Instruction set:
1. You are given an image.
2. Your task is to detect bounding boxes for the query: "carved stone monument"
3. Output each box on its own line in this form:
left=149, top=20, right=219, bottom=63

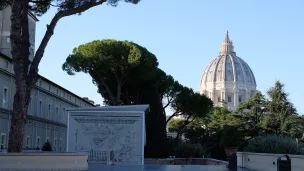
left=66, top=105, right=148, bottom=165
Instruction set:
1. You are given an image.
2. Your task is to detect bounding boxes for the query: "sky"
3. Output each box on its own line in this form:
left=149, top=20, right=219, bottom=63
left=35, top=0, right=304, bottom=114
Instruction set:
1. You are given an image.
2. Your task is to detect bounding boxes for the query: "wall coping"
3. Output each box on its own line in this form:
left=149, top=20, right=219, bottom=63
left=237, top=152, right=304, bottom=159
left=145, top=158, right=228, bottom=164
left=0, top=152, right=88, bottom=156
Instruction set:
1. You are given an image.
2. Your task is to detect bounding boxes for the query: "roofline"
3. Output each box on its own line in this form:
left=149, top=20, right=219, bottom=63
left=0, top=52, right=95, bottom=106
left=65, top=104, right=150, bottom=112
left=28, top=11, right=39, bottom=22
left=4, top=5, right=39, bottom=22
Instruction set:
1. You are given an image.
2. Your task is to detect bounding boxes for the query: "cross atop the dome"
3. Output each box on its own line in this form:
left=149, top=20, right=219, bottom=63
left=226, top=30, right=229, bottom=37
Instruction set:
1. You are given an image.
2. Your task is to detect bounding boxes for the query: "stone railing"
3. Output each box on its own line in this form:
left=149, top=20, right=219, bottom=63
left=237, top=152, right=304, bottom=171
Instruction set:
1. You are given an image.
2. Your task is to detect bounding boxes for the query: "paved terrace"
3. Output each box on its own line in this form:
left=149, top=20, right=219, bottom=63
left=88, top=164, right=253, bottom=171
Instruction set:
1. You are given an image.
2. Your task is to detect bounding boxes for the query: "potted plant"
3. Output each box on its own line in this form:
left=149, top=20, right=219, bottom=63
left=219, top=126, right=242, bottom=157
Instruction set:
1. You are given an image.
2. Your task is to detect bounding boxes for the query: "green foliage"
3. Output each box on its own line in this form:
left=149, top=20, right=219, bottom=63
left=244, top=134, right=304, bottom=154
left=288, top=116, right=304, bottom=138
left=168, top=87, right=213, bottom=138
left=219, top=125, right=243, bottom=147
left=172, top=87, right=213, bottom=119
left=26, top=0, right=141, bottom=16
left=167, top=119, right=184, bottom=133
left=262, top=81, right=299, bottom=135
left=207, top=106, right=241, bottom=129
left=62, top=39, right=159, bottom=105
left=233, top=92, right=267, bottom=138
left=41, top=141, right=52, bottom=152
left=173, top=142, right=207, bottom=158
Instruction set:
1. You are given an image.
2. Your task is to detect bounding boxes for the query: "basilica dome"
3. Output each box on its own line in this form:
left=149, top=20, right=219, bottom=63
left=199, top=31, right=257, bottom=110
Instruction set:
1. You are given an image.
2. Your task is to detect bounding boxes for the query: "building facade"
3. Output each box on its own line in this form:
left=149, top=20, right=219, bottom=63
left=199, top=31, right=257, bottom=110
left=0, top=7, right=96, bottom=152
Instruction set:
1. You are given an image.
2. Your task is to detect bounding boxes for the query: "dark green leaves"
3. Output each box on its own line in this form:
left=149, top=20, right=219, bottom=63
left=27, top=0, right=141, bottom=16
left=0, top=0, right=11, bottom=10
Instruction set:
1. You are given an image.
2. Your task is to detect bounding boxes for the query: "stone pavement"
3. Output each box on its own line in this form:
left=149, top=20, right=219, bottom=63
left=88, top=164, right=253, bottom=171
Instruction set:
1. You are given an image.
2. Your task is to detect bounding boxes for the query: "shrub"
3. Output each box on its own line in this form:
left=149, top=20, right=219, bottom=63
left=173, top=142, right=207, bottom=158
left=42, top=141, right=53, bottom=151
left=244, top=134, right=304, bottom=154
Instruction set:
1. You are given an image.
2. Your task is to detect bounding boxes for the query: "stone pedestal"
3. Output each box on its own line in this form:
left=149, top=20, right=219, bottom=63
left=66, top=105, right=148, bottom=165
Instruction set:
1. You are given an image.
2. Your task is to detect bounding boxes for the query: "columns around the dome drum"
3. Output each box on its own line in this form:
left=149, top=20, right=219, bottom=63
left=245, top=89, right=249, bottom=101
left=234, top=90, right=239, bottom=107
left=221, top=89, right=226, bottom=103
left=209, top=91, right=213, bottom=102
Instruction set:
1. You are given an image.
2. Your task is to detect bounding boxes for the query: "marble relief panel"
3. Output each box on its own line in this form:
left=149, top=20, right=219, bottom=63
left=68, top=112, right=143, bottom=165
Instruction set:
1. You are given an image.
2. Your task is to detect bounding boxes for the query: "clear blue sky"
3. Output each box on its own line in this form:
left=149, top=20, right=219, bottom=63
left=35, top=0, right=304, bottom=114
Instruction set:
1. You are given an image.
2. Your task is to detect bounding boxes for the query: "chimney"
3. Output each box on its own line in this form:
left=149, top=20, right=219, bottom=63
left=82, top=97, right=89, bottom=101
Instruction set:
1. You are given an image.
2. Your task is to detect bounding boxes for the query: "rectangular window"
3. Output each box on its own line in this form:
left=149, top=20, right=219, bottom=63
left=39, top=101, right=42, bottom=116
left=239, top=95, right=242, bottom=103
left=46, top=137, right=49, bottom=143
left=59, top=138, right=62, bottom=152
left=36, top=137, right=40, bottom=149
left=0, top=133, right=6, bottom=149
left=75, top=98, right=77, bottom=103
left=26, top=136, right=30, bottom=149
left=56, top=88, right=59, bottom=94
left=54, top=138, right=57, bottom=151
left=39, top=80, right=42, bottom=86
left=6, top=37, right=10, bottom=43
left=56, top=107, right=59, bottom=120
left=2, top=88, right=8, bottom=108
left=4, top=61, right=8, bottom=70
left=217, top=97, right=221, bottom=102
left=69, top=95, right=71, bottom=100
left=63, top=92, right=66, bottom=97
left=48, top=85, right=51, bottom=91
left=48, top=104, right=51, bottom=118
left=228, top=96, right=232, bottom=103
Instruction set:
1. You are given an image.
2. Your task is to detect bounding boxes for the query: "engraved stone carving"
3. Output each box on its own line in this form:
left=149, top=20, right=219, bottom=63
left=66, top=105, right=148, bottom=165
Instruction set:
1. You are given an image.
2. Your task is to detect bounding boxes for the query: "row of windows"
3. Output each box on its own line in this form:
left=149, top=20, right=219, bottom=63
left=216, top=95, right=243, bottom=103
left=38, top=79, right=89, bottom=107
left=34, top=136, right=63, bottom=151
left=1, top=61, right=90, bottom=108
left=33, top=100, right=67, bottom=122
left=0, top=133, right=64, bottom=152
left=2, top=87, right=67, bottom=123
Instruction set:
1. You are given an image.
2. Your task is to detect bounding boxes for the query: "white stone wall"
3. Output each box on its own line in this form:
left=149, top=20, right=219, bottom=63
left=237, top=152, right=304, bottom=171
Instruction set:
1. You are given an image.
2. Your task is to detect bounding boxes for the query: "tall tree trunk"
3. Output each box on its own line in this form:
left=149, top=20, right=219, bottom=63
left=8, top=0, right=30, bottom=152
left=7, top=0, right=107, bottom=153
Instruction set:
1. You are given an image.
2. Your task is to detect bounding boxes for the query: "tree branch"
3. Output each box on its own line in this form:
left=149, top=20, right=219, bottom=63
left=26, top=0, right=106, bottom=99
left=175, top=114, right=193, bottom=140
left=28, top=0, right=60, bottom=7
left=163, top=96, right=172, bottom=110
left=95, top=71, right=117, bottom=105
left=166, top=111, right=180, bottom=124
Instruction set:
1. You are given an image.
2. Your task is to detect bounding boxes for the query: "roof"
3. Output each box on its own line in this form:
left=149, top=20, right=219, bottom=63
left=200, top=31, right=256, bottom=86
left=65, top=104, right=150, bottom=112
left=28, top=11, right=39, bottom=22
left=0, top=52, right=95, bottom=106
